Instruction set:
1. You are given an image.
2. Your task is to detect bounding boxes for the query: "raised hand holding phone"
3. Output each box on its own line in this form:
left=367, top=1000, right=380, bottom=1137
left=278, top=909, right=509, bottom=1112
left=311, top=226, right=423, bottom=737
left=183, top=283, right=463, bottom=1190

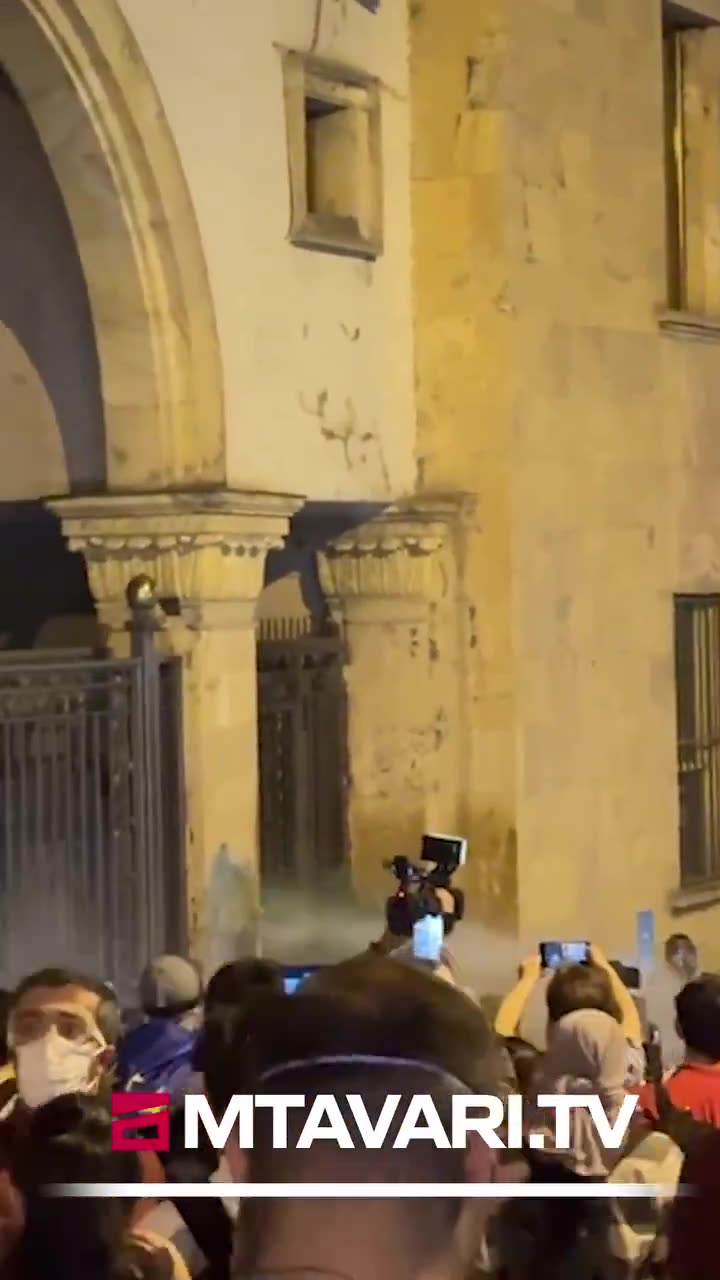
left=539, top=940, right=590, bottom=969
left=413, top=913, right=444, bottom=963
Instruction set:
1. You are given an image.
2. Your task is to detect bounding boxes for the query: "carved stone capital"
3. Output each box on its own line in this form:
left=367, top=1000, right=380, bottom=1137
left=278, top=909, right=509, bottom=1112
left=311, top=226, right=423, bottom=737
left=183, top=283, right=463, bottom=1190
left=51, top=491, right=302, bottom=611
left=318, top=501, right=457, bottom=613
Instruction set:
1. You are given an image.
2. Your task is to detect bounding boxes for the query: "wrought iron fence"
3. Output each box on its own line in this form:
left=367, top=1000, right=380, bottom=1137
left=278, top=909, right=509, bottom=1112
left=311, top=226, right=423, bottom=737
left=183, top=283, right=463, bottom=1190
left=0, top=598, right=185, bottom=1001
left=257, top=616, right=348, bottom=886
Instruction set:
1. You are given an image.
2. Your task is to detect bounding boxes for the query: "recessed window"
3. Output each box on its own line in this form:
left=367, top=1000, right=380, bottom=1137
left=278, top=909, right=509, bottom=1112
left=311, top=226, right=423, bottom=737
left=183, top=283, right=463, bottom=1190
left=283, top=53, right=383, bottom=259
left=674, top=595, right=720, bottom=887
left=662, top=3, right=720, bottom=314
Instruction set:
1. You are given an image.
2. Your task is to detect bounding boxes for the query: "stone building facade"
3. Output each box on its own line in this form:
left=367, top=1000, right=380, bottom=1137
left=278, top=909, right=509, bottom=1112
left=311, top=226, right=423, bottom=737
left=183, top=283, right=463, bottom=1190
left=3, top=0, right=720, bottom=972
left=411, top=0, right=720, bottom=964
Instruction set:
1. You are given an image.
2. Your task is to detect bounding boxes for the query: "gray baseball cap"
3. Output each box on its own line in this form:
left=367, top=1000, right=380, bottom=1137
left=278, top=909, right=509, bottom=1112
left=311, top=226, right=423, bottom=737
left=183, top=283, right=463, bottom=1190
left=139, top=955, right=203, bottom=1015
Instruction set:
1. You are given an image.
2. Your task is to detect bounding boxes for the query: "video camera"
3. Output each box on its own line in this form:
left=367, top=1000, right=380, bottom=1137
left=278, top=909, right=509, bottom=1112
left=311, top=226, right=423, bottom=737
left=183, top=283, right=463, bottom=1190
left=384, top=833, right=467, bottom=940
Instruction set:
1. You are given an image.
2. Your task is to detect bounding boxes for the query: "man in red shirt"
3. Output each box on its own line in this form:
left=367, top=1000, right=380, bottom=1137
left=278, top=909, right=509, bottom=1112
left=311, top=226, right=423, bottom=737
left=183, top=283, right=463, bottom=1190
left=640, top=974, right=720, bottom=1127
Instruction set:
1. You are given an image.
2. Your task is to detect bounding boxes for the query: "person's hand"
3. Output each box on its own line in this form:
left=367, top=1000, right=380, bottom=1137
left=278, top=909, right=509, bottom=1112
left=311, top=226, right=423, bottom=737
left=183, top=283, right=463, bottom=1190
left=371, top=929, right=405, bottom=956
left=589, top=943, right=609, bottom=970
left=518, top=953, right=542, bottom=981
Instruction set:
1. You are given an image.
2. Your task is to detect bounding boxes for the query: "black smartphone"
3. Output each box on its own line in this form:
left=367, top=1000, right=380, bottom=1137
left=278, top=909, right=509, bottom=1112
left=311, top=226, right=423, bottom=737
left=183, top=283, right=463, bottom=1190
left=539, top=940, right=590, bottom=969
left=610, top=960, right=641, bottom=991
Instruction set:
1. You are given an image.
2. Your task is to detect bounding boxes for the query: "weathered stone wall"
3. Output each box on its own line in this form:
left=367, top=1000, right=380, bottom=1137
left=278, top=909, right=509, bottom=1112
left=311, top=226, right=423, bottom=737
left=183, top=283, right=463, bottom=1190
left=410, top=0, right=519, bottom=933
left=115, top=0, right=415, bottom=502
left=411, top=0, right=720, bottom=963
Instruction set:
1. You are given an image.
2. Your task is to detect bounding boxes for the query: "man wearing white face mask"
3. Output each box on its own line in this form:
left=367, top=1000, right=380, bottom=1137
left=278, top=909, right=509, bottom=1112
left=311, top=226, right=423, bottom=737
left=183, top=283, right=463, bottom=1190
left=9, top=997, right=110, bottom=1111
left=0, top=967, right=122, bottom=1263
left=1, top=967, right=119, bottom=1121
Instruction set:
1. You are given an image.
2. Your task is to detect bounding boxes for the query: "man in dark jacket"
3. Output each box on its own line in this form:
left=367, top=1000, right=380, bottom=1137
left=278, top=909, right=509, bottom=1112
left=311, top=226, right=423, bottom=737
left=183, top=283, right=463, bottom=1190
left=117, top=955, right=203, bottom=1098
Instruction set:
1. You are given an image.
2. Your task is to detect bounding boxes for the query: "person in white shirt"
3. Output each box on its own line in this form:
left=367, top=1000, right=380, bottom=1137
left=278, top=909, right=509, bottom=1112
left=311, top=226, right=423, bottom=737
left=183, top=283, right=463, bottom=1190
left=644, top=932, right=700, bottom=1069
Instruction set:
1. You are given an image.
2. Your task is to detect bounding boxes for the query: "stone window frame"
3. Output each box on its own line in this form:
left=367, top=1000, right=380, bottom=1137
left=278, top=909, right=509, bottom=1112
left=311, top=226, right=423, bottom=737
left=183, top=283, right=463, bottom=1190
left=660, top=1, right=720, bottom=342
left=281, top=49, right=384, bottom=261
left=672, top=593, right=720, bottom=909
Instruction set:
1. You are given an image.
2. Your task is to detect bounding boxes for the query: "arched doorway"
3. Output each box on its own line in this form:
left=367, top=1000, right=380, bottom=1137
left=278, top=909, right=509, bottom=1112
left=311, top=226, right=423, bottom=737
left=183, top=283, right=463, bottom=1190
left=0, top=60, right=103, bottom=643
left=0, top=0, right=224, bottom=990
left=0, top=0, right=224, bottom=493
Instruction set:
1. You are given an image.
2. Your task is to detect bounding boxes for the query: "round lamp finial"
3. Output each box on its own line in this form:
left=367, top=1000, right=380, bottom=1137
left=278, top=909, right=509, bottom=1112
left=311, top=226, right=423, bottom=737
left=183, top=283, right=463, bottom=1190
left=126, top=574, right=157, bottom=610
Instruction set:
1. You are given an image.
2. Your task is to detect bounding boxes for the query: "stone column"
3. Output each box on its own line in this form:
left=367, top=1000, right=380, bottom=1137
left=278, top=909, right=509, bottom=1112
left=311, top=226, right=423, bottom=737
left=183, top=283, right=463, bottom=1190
left=318, top=503, right=456, bottom=905
left=51, top=492, right=300, bottom=975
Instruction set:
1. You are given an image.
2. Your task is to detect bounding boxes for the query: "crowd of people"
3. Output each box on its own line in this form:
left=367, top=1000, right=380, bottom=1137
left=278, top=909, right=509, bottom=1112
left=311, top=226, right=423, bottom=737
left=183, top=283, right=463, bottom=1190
left=0, top=924, right=717, bottom=1280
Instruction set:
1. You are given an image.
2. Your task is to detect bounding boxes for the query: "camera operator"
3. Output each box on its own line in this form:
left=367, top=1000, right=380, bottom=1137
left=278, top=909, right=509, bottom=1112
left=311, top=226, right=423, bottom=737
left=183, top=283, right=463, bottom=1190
left=366, top=840, right=471, bottom=994
left=387, top=890, right=470, bottom=990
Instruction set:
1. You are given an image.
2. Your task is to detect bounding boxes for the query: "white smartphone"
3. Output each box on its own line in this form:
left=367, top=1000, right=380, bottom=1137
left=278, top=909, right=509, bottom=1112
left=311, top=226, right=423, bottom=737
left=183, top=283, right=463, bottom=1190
left=413, top=914, right=444, bottom=963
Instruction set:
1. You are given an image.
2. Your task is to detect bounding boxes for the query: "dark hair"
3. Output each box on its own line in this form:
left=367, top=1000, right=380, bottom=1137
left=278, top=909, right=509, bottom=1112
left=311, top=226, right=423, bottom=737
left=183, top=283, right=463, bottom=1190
left=209, top=957, right=505, bottom=1274
left=437, top=886, right=464, bottom=937
left=205, top=959, right=284, bottom=1014
left=13, top=968, right=121, bottom=1047
left=205, top=953, right=507, bottom=1118
left=11, top=1094, right=141, bottom=1280
left=192, top=961, right=284, bottom=1075
left=675, top=975, right=720, bottom=1061
left=665, top=933, right=696, bottom=957
left=503, top=1036, right=542, bottom=1097
left=546, top=963, right=622, bottom=1026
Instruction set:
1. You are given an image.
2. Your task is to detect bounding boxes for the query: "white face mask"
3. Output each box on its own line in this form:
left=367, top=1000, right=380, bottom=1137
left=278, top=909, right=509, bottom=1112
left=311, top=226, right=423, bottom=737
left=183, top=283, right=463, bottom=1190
left=15, top=1028, right=103, bottom=1109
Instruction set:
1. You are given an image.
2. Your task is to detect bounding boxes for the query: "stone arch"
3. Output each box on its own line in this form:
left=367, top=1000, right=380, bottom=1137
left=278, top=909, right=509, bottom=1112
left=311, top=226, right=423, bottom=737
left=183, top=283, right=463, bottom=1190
left=0, top=0, right=225, bottom=492
left=0, top=64, right=105, bottom=497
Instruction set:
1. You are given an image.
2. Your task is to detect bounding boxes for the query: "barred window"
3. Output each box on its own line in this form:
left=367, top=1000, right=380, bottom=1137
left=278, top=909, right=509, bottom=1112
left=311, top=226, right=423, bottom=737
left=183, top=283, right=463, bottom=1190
left=675, top=595, right=720, bottom=887
left=662, top=5, right=720, bottom=315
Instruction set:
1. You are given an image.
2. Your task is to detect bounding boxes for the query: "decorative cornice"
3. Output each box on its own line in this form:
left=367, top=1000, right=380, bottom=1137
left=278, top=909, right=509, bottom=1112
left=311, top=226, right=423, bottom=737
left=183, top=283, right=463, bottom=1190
left=318, top=501, right=457, bottom=605
left=50, top=491, right=302, bottom=605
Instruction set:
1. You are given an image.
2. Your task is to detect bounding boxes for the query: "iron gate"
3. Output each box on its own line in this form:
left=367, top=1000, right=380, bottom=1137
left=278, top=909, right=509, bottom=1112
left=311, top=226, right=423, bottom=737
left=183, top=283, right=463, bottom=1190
left=257, top=617, right=348, bottom=885
left=0, top=605, right=186, bottom=1002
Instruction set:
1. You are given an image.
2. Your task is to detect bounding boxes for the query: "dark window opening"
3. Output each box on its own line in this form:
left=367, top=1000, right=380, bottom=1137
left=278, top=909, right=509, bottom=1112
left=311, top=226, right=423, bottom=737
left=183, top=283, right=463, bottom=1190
left=663, top=2, right=718, bottom=32
left=675, top=595, right=720, bottom=887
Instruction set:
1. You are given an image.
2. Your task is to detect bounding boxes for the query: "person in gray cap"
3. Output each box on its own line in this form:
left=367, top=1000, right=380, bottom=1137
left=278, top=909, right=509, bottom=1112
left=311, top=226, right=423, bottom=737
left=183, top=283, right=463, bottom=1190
left=116, top=955, right=203, bottom=1098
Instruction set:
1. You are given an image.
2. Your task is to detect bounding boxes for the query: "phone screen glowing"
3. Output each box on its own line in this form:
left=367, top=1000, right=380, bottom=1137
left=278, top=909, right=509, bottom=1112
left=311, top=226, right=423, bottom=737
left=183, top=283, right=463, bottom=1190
left=413, top=914, right=444, bottom=963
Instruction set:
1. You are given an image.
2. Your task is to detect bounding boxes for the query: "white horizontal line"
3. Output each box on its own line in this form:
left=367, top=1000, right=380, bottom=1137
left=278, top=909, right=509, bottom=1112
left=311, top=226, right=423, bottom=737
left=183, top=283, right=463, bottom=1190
left=51, top=1183, right=683, bottom=1200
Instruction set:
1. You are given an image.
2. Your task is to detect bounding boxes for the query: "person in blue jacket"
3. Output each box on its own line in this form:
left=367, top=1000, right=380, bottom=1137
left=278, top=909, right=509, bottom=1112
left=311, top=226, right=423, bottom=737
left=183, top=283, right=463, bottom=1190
left=117, top=955, right=203, bottom=1098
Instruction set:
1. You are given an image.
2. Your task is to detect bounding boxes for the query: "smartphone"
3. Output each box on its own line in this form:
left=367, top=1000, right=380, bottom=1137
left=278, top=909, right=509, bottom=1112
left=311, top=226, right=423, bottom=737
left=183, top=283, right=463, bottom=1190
left=539, top=940, right=590, bottom=969
left=610, top=960, right=641, bottom=991
left=282, top=966, right=319, bottom=995
left=413, top=913, right=444, bottom=963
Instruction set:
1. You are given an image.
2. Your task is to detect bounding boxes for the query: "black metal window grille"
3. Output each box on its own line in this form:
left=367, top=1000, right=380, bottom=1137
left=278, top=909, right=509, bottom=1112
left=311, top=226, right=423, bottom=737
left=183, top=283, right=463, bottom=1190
left=675, top=594, right=720, bottom=887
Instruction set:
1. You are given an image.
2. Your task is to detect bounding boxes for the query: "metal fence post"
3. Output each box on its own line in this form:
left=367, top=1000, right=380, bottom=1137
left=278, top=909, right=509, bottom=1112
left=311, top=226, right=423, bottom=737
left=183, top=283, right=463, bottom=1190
left=127, top=575, right=164, bottom=958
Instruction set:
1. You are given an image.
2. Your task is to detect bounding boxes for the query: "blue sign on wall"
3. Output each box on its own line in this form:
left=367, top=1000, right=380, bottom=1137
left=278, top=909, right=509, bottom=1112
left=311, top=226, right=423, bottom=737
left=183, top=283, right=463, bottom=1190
left=637, top=909, right=656, bottom=974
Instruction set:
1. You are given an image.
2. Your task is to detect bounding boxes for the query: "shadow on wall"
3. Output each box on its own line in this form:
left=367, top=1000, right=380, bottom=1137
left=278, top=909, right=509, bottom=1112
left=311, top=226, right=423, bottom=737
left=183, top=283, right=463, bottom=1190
left=264, top=501, right=389, bottom=617
left=0, top=503, right=94, bottom=648
left=0, top=65, right=105, bottom=496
